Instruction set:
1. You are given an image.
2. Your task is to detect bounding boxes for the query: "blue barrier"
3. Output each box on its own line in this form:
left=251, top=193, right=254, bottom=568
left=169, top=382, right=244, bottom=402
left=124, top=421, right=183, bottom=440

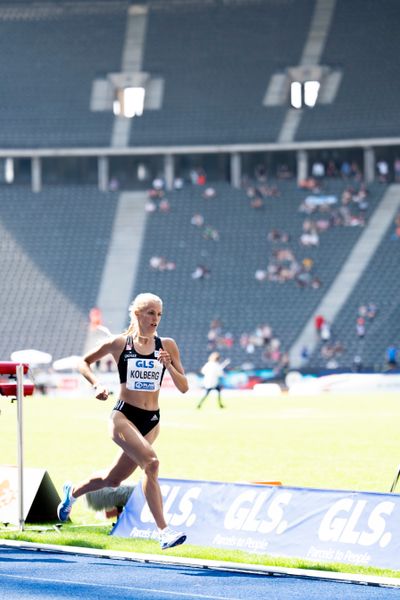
left=111, top=478, right=400, bottom=570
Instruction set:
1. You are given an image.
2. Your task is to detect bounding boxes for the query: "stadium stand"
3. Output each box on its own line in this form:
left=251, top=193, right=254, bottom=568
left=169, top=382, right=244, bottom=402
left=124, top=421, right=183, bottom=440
left=297, top=0, right=400, bottom=141
left=0, top=185, right=119, bottom=360
left=0, top=1, right=128, bottom=148
left=130, top=178, right=385, bottom=372
left=0, top=0, right=399, bottom=377
left=310, top=219, right=400, bottom=370
left=0, top=0, right=398, bottom=148
left=130, top=0, right=315, bottom=146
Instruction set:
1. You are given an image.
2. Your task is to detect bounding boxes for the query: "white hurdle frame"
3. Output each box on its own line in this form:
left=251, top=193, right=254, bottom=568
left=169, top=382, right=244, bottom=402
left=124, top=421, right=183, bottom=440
left=16, top=364, right=25, bottom=531
left=0, top=362, right=28, bottom=531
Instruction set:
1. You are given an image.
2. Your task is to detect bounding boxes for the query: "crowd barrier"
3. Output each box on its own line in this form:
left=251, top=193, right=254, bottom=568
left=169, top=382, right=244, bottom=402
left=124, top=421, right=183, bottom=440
left=112, top=477, right=400, bottom=570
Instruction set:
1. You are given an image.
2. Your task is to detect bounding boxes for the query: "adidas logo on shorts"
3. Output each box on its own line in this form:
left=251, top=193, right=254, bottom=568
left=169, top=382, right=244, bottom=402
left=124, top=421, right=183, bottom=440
left=150, top=414, right=159, bottom=421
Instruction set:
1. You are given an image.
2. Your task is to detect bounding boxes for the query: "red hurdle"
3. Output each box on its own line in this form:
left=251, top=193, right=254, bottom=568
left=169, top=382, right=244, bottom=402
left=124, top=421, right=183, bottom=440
left=0, top=361, right=35, bottom=531
left=0, top=382, right=35, bottom=396
left=0, top=362, right=29, bottom=375
left=0, top=362, right=33, bottom=398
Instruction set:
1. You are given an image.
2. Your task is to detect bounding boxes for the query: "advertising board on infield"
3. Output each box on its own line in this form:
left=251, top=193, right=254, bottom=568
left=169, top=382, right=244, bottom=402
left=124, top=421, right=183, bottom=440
left=112, top=477, right=400, bottom=570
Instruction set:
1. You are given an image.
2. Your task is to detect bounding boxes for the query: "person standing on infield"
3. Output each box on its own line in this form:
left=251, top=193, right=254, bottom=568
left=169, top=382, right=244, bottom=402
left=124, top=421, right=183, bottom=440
left=197, top=352, right=229, bottom=409
left=57, top=292, right=189, bottom=550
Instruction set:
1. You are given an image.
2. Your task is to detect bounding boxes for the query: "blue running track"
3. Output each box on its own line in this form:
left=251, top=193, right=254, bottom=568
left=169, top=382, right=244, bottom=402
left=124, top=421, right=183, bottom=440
left=0, top=544, right=398, bottom=600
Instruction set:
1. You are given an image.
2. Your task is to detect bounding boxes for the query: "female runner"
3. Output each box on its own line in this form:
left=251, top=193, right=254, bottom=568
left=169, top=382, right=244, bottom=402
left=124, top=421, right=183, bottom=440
left=57, top=292, right=189, bottom=550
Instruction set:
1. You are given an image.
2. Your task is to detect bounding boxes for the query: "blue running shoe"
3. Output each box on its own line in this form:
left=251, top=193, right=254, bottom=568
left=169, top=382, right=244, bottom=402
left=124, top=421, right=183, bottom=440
left=57, top=482, right=75, bottom=522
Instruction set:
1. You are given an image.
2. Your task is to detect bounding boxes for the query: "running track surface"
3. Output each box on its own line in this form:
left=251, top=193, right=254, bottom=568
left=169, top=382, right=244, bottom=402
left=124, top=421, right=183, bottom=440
left=0, top=545, right=399, bottom=600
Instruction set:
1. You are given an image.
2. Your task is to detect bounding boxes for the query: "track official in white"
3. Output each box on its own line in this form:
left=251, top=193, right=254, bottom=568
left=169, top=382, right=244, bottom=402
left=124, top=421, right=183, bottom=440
left=57, top=292, right=189, bottom=550
left=197, top=352, right=230, bottom=409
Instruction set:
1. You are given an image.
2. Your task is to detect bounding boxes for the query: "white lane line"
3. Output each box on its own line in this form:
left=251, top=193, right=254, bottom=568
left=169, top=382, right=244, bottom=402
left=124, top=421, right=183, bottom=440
left=0, top=573, right=240, bottom=600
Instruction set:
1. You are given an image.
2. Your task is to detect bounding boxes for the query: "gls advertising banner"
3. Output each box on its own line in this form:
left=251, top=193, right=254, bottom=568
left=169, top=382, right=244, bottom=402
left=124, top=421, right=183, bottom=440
left=111, top=478, right=400, bottom=570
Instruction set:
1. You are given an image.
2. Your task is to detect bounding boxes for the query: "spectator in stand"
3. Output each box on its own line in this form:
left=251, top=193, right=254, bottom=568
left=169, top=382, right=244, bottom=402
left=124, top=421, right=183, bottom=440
left=392, top=212, right=400, bottom=240
left=341, top=188, right=353, bottom=206
left=314, top=314, right=325, bottom=336
left=245, top=185, right=257, bottom=200
left=197, top=169, right=207, bottom=186
left=259, top=183, right=281, bottom=197
left=301, top=346, right=310, bottom=364
left=250, top=195, right=264, bottom=209
left=267, top=229, right=290, bottom=243
left=137, top=163, right=149, bottom=182
left=173, top=177, right=184, bottom=190
left=159, top=199, right=170, bottom=213
left=386, top=345, right=398, bottom=368
left=255, top=269, right=267, bottom=282
left=276, top=164, right=293, bottom=179
left=352, top=355, right=363, bottom=372
left=277, top=352, right=290, bottom=376
left=351, top=161, right=362, bottom=181
left=109, top=177, right=120, bottom=191
left=191, top=213, right=204, bottom=227
left=145, top=199, right=157, bottom=213
left=326, top=160, right=338, bottom=178
left=149, top=256, right=176, bottom=272
left=239, top=333, right=252, bottom=354
left=269, top=337, right=281, bottom=363
left=303, top=257, right=314, bottom=271
left=315, top=217, right=330, bottom=232
left=320, top=340, right=344, bottom=362
left=300, top=228, right=319, bottom=247
left=152, top=176, right=165, bottom=191
left=353, top=185, right=369, bottom=211
left=358, top=304, right=368, bottom=318
left=377, top=159, right=389, bottom=183
left=202, top=186, right=216, bottom=199
left=207, top=319, right=222, bottom=350
left=298, top=177, right=319, bottom=191
left=320, top=321, right=331, bottom=343
left=356, top=317, right=366, bottom=339
left=89, top=306, right=102, bottom=328
left=394, top=158, right=400, bottom=183
left=149, top=256, right=165, bottom=270
left=367, top=302, right=377, bottom=320
left=311, top=276, right=322, bottom=289
left=148, top=186, right=164, bottom=200
left=220, top=331, right=234, bottom=350
left=260, top=323, right=273, bottom=346
left=190, top=169, right=198, bottom=185
left=296, top=270, right=312, bottom=288
left=191, top=265, right=210, bottom=280
left=254, top=163, right=268, bottom=182
left=340, top=161, right=352, bottom=179
left=311, top=160, right=325, bottom=180
left=203, top=226, right=219, bottom=241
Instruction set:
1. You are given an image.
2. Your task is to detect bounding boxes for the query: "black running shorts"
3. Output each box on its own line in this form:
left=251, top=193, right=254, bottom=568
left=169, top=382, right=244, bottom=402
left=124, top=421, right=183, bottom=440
left=112, top=400, right=160, bottom=436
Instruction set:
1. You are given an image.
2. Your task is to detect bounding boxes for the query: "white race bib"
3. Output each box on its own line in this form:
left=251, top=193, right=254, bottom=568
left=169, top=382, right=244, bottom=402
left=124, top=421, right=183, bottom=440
left=126, top=357, right=164, bottom=392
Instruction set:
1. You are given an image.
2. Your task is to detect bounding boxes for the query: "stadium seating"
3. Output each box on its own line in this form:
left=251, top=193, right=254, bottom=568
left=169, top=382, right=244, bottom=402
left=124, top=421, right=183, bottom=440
left=130, top=0, right=315, bottom=146
left=0, top=185, right=118, bottom=360
left=0, top=180, right=390, bottom=370
left=310, top=222, right=400, bottom=370
left=0, top=0, right=399, bottom=147
left=297, top=0, right=400, bottom=141
left=0, top=0, right=398, bottom=376
left=0, top=2, right=127, bottom=148
left=0, top=178, right=389, bottom=373
left=130, top=179, right=384, bottom=372
left=0, top=0, right=316, bottom=148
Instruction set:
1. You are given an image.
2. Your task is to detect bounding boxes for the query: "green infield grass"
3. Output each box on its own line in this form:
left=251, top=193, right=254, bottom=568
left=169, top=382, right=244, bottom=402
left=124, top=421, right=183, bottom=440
left=1, top=389, right=400, bottom=577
